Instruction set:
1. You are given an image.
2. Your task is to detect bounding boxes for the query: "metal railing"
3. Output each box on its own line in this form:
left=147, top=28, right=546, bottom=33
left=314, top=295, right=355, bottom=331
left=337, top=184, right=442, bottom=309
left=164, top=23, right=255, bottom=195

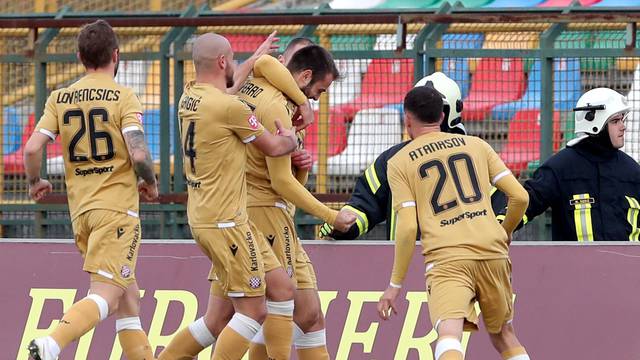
left=1, top=5, right=640, bottom=239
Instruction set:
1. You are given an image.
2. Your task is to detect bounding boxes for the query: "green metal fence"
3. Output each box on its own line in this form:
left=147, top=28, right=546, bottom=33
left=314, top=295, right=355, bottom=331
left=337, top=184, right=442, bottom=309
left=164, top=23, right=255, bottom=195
left=1, top=7, right=640, bottom=240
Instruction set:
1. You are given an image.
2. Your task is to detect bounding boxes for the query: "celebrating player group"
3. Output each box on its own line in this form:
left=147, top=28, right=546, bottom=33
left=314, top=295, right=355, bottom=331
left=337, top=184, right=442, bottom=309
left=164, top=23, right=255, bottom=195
left=27, top=14, right=637, bottom=360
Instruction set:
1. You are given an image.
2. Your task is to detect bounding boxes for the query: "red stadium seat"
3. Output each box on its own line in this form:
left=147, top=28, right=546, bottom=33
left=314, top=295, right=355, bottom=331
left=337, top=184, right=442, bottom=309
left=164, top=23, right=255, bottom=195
left=462, top=58, right=526, bottom=121
left=224, top=34, right=267, bottom=53
left=306, top=59, right=413, bottom=160
left=499, top=110, right=561, bottom=176
left=4, top=114, right=62, bottom=175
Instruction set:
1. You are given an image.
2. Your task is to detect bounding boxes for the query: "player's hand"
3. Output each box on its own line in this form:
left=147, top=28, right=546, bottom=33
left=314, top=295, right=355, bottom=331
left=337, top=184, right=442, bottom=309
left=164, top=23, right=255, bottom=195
left=274, top=120, right=298, bottom=151
left=293, top=100, right=315, bottom=131
left=138, top=179, right=159, bottom=202
left=318, top=223, right=334, bottom=239
left=333, top=209, right=357, bottom=232
left=252, top=30, right=279, bottom=59
left=377, top=286, right=400, bottom=320
left=29, top=179, right=52, bottom=202
left=291, top=149, right=312, bottom=170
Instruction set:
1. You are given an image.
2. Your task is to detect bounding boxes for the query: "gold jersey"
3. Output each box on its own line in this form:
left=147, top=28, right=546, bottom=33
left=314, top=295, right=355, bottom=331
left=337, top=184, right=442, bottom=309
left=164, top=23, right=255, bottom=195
left=239, top=77, right=296, bottom=207
left=35, top=72, right=143, bottom=220
left=388, top=132, right=512, bottom=264
left=178, top=81, right=264, bottom=227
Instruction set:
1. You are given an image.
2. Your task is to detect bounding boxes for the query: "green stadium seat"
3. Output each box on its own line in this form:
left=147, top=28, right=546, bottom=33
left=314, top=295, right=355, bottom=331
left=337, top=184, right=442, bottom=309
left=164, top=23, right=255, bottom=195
left=581, top=31, right=625, bottom=71
left=330, top=35, right=376, bottom=51
left=428, top=0, right=494, bottom=7
left=276, top=35, right=319, bottom=52
left=375, top=0, right=436, bottom=8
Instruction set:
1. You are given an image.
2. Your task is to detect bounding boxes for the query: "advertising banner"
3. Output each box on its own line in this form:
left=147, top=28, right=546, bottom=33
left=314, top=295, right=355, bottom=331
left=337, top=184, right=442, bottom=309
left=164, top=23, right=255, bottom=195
left=2, top=241, right=639, bottom=359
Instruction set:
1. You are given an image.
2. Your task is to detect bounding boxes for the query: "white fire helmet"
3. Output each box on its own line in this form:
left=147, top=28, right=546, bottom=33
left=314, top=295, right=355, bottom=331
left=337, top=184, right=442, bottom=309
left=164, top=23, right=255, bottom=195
left=569, top=87, right=630, bottom=146
left=414, top=72, right=465, bottom=133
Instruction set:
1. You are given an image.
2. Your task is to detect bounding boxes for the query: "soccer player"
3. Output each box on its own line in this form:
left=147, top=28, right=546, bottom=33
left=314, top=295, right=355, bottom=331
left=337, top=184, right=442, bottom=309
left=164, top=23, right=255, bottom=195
left=166, top=32, right=298, bottom=360
left=318, top=72, right=466, bottom=240
left=24, top=20, right=158, bottom=360
left=240, top=44, right=357, bottom=360
left=377, top=86, right=531, bottom=360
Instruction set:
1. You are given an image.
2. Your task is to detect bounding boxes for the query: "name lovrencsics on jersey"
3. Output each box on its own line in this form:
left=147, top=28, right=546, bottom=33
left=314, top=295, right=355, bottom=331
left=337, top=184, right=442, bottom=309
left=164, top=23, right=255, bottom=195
left=74, top=165, right=114, bottom=177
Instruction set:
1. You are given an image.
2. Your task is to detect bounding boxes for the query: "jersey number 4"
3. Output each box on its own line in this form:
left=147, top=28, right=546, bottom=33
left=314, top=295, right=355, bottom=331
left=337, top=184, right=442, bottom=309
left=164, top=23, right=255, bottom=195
left=63, top=108, right=114, bottom=162
left=419, top=153, right=482, bottom=215
left=182, top=120, right=196, bottom=174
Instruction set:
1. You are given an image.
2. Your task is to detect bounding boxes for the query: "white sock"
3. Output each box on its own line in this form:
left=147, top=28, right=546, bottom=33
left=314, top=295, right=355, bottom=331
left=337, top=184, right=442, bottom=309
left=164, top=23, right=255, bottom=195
left=227, top=313, right=261, bottom=341
left=188, top=317, right=217, bottom=348
left=251, top=326, right=266, bottom=345
left=44, top=336, right=61, bottom=359
left=294, top=328, right=326, bottom=349
left=506, top=355, right=530, bottom=360
left=435, top=337, right=463, bottom=360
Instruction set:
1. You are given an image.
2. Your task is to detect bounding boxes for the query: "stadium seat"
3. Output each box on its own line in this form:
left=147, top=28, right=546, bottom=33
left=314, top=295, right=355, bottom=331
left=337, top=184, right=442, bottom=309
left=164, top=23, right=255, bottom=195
left=277, top=35, right=319, bottom=52
left=427, top=0, right=494, bottom=7
left=582, top=31, right=625, bottom=71
left=538, top=0, right=600, bottom=5
left=491, top=58, right=581, bottom=121
left=375, top=0, right=436, bottom=8
left=481, top=32, right=538, bottom=72
left=306, top=58, right=413, bottom=160
left=485, top=0, right=543, bottom=7
left=594, top=0, right=640, bottom=5
left=499, top=110, right=561, bottom=176
left=329, top=35, right=375, bottom=106
left=622, top=64, right=640, bottom=162
left=325, top=107, right=402, bottom=175
left=462, top=58, right=526, bottom=121
left=4, top=114, right=62, bottom=175
left=224, top=34, right=267, bottom=53
left=439, top=33, right=484, bottom=99
left=143, top=108, right=175, bottom=162
left=2, top=107, right=24, bottom=155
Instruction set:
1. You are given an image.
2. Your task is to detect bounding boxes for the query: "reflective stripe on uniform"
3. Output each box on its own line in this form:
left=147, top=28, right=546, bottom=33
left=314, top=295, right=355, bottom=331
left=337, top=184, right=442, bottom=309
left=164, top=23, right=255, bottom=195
left=573, top=194, right=594, bottom=242
left=344, top=205, right=369, bottom=235
left=625, top=196, right=640, bottom=241
left=364, top=163, right=382, bottom=194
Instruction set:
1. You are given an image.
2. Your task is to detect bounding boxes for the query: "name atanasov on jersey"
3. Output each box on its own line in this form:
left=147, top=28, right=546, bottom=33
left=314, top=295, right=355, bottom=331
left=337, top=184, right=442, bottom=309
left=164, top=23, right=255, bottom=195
left=409, top=137, right=466, bottom=161
left=75, top=166, right=114, bottom=177
left=56, top=88, right=120, bottom=104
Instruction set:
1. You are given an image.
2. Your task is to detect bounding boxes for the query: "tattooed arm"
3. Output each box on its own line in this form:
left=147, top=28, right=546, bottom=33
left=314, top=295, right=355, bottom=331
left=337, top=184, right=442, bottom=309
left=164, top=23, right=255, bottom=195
left=123, top=129, right=158, bottom=201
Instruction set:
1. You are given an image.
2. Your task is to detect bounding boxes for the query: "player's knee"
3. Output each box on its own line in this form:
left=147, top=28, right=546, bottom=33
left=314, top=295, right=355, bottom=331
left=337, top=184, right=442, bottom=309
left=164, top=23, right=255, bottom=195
left=265, top=269, right=295, bottom=301
left=117, top=288, right=141, bottom=316
left=294, top=305, right=321, bottom=331
left=204, top=310, right=233, bottom=337
left=489, top=322, right=518, bottom=352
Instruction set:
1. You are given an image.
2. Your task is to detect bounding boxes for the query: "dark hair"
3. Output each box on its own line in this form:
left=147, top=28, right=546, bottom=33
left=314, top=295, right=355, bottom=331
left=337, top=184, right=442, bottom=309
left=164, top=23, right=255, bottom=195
left=286, top=45, right=340, bottom=84
left=403, top=86, right=444, bottom=124
left=77, top=20, right=119, bottom=70
left=283, top=37, right=315, bottom=55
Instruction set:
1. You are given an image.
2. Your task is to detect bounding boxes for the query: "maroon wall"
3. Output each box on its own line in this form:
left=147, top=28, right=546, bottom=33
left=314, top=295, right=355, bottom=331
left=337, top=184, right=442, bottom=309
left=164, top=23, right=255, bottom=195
left=2, top=242, right=639, bottom=359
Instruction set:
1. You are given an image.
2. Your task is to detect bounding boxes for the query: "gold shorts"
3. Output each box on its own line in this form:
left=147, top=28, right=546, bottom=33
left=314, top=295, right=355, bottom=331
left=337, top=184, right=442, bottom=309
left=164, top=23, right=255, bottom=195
left=248, top=206, right=298, bottom=282
left=209, top=222, right=280, bottom=297
left=294, top=241, right=317, bottom=290
left=426, top=258, right=514, bottom=334
left=72, top=209, right=141, bottom=289
left=192, top=223, right=266, bottom=298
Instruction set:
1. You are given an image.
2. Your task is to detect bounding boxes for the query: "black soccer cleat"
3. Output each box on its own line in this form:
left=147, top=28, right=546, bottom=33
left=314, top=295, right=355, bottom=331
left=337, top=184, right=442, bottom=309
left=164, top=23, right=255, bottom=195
left=27, top=339, right=43, bottom=360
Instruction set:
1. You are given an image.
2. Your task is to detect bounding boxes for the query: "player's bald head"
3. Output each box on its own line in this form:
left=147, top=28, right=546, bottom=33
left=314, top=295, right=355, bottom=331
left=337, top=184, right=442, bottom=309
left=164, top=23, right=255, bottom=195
left=192, top=33, right=232, bottom=74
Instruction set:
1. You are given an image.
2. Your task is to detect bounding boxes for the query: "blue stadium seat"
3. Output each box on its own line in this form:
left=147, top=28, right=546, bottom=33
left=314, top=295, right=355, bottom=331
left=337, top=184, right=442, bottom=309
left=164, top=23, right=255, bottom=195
left=491, top=58, right=581, bottom=121
left=440, top=33, right=484, bottom=99
left=485, top=0, right=543, bottom=6
left=143, top=108, right=175, bottom=161
left=2, top=107, right=23, bottom=155
left=594, top=0, right=640, bottom=5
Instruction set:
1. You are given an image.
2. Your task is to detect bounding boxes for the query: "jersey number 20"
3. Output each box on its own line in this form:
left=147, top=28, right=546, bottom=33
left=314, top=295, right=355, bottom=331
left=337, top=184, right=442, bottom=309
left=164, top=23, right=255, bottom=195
left=419, top=153, right=482, bottom=215
left=63, top=108, right=114, bottom=162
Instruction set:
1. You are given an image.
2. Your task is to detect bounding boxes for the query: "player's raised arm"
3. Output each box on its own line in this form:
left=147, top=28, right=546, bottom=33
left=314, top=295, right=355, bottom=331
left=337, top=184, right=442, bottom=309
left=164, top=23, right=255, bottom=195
left=24, top=93, right=57, bottom=201
left=226, top=30, right=279, bottom=94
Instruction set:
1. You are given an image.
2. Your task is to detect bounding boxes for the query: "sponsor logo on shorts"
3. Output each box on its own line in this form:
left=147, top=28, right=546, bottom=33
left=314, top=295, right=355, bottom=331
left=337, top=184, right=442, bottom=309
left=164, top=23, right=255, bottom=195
left=249, top=276, right=261, bottom=289
left=121, top=265, right=131, bottom=279
left=117, top=227, right=125, bottom=239
left=229, top=244, right=238, bottom=256
left=266, top=234, right=275, bottom=246
left=246, top=232, right=259, bottom=272
left=126, top=224, right=140, bottom=261
left=74, top=166, right=114, bottom=177
left=283, top=226, right=293, bottom=271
